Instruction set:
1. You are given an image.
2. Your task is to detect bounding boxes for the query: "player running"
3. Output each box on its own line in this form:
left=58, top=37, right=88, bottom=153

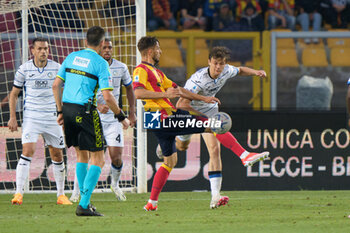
left=8, top=38, right=72, bottom=205
left=69, top=38, right=136, bottom=202
left=158, top=46, right=270, bottom=209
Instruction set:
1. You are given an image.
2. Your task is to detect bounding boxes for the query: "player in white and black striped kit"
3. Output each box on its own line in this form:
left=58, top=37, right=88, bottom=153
left=174, top=46, right=270, bottom=208
left=8, top=38, right=72, bottom=205
left=69, top=38, right=136, bottom=202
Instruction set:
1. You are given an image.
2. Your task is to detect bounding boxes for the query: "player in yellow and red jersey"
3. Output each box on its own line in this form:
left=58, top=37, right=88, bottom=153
left=133, top=36, right=221, bottom=211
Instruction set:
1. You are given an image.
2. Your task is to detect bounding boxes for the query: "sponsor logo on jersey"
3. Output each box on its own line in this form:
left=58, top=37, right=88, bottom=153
left=73, top=56, right=90, bottom=68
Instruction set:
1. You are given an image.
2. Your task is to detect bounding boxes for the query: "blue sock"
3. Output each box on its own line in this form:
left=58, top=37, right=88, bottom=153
left=76, top=162, right=88, bottom=194
left=79, top=165, right=101, bottom=209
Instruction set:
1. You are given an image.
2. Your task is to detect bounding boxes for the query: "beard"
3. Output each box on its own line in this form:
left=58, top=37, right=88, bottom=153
left=153, top=56, right=159, bottom=66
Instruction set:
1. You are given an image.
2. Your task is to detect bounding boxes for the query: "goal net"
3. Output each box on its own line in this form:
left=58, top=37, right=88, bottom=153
left=0, top=0, right=145, bottom=194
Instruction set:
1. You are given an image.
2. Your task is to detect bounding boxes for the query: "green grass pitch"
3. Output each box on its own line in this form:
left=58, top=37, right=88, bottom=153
left=1, top=191, right=350, bottom=233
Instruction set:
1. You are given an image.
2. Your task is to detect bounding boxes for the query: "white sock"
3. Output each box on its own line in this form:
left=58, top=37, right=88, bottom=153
left=148, top=199, right=158, bottom=205
left=52, top=160, right=65, bottom=197
left=240, top=151, right=249, bottom=159
left=72, top=173, right=80, bottom=196
left=209, top=176, right=222, bottom=199
left=16, top=154, right=31, bottom=195
left=111, top=163, right=122, bottom=187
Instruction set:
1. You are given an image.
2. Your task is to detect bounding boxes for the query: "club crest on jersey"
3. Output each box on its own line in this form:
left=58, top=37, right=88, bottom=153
left=73, top=56, right=90, bottom=68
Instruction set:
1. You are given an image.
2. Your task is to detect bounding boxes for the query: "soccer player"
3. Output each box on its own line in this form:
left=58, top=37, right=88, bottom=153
left=52, top=26, right=130, bottom=216
left=133, top=36, right=221, bottom=211
left=8, top=38, right=72, bottom=205
left=174, top=46, right=270, bottom=209
left=69, top=38, right=136, bottom=202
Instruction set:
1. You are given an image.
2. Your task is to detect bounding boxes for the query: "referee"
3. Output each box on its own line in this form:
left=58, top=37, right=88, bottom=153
left=52, top=26, right=130, bottom=216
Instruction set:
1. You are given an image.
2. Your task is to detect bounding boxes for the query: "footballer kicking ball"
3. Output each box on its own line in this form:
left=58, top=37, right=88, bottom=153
left=210, top=112, right=232, bottom=134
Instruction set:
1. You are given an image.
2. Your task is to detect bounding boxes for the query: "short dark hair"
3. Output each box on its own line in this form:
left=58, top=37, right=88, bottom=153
left=137, top=36, right=159, bottom=53
left=86, top=26, right=105, bottom=46
left=209, top=46, right=231, bottom=61
left=104, top=38, right=112, bottom=43
left=32, top=37, right=49, bottom=47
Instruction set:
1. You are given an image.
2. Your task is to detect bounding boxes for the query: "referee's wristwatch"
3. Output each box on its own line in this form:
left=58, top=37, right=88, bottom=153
left=57, top=111, right=63, bottom=116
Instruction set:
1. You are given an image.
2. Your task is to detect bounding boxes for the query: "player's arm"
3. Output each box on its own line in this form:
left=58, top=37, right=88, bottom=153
left=125, top=84, right=137, bottom=127
left=7, top=86, right=21, bottom=132
left=52, top=76, right=64, bottom=125
left=178, top=87, right=221, bottom=104
left=238, top=66, right=267, bottom=78
left=134, top=86, right=180, bottom=99
left=102, top=90, right=130, bottom=129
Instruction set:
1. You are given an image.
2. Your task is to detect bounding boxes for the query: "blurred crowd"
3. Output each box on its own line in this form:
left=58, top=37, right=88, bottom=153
left=146, top=0, right=350, bottom=33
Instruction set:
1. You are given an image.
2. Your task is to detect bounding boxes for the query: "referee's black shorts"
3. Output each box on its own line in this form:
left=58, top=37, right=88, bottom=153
left=62, top=102, right=104, bottom=152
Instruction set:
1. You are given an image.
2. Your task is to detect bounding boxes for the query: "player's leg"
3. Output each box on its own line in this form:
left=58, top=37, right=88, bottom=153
left=11, top=142, right=36, bottom=205
left=215, top=132, right=269, bottom=167
left=144, top=135, right=177, bottom=211
left=108, top=146, right=126, bottom=201
left=70, top=173, right=80, bottom=202
left=103, top=121, right=126, bottom=201
left=156, top=134, right=191, bottom=159
left=48, top=146, right=72, bottom=205
left=202, top=133, right=229, bottom=209
left=44, top=125, right=72, bottom=205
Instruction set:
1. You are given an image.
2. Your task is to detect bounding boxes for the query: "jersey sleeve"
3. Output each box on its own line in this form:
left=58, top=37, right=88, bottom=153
left=183, top=74, right=202, bottom=94
left=98, top=60, right=113, bottom=91
left=13, top=64, right=25, bottom=88
left=121, top=65, right=132, bottom=87
left=228, top=65, right=240, bottom=79
left=56, top=58, right=66, bottom=81
left=133, top=67, right=148, bottom=89
left=162, top=73, right=177, bottom=89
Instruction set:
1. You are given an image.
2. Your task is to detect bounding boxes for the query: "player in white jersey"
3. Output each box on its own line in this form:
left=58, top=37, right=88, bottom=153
left=8, top=38, right=72, bottom=205
left=69, top=39, right=136, bottom=202
left=174, top=46, right=269, bottom=208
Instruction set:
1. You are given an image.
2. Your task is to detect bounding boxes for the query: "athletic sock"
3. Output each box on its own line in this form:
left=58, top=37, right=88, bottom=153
left=79, top=165, right=101, bottom=209
left=76, top=162, right=88, bottom=194
left=208, top=171, right=222, bottom=198
left=215, top=132, right=246, bottom=158
left=111, top=163, right=122, bottom=187
left=149, top=164, right=172, bottom=201
left=16, top=154, right=32, bottom=195
left=72, top=173, right=80, bottom=196
left=52, top=160, right=65, bottom=197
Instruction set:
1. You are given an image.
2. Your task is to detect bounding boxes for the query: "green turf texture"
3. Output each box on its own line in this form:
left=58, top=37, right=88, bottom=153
left=1, top=191, right=349, bottom=233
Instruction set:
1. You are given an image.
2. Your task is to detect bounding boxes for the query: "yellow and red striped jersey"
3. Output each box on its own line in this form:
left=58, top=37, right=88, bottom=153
left=133, top=62, right=177, bottom=118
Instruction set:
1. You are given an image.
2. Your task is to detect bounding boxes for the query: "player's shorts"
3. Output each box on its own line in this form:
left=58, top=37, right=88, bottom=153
left=177, top=106, right=218, bottom=142
left=21, top=120, right=65, bottom=148
left=102, top=120, right=124, bottom=147
left=150, top=109, right=207, bottom=157
left=62, top=103, right=104, bottom=152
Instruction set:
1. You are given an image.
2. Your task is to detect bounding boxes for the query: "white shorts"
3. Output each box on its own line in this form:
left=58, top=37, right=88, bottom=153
left=21, top=121, right=65, bottom=148
left=102, top=121, right=124, bottom=147
left=177, top=107, right=218, bottom=142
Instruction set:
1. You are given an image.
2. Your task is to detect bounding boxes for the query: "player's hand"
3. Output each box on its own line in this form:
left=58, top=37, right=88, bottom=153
left=165, top=87, right=180, bottom=99
left=204, top=96, right=221, bottom=105
left=121, top=118, right=130, bottom=130
left=8, top=118, right=18, bottom=132
left=128, top=112, right=137, bottom=127
left=57, top=114, right=64, bottom=126
left=256, top=70, right=267, bottom=78
left=97, top=104, right=109, bottom=114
